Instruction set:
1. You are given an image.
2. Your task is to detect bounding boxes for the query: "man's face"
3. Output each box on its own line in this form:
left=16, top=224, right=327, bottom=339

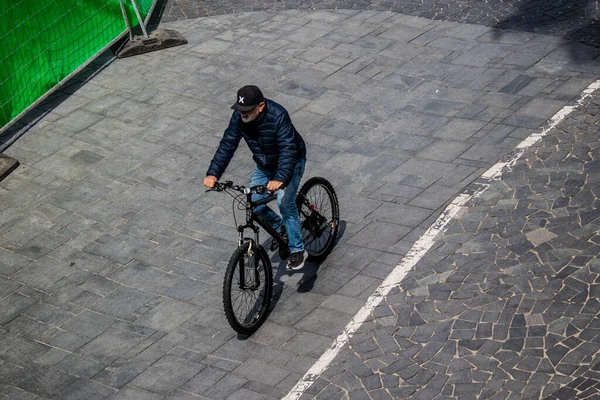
left=240, top=102, right=265, bottom=123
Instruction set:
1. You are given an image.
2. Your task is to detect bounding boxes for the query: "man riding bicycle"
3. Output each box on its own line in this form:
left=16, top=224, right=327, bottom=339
left=203, top=85, right=307, bottom=270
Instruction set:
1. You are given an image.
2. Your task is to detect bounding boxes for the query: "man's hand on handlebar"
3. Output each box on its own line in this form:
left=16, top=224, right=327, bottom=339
left=204, top=175, right=218, bottom=189
left=267, top=180, right=283, bottom=192
left=204, top=177, right=281, bottom=193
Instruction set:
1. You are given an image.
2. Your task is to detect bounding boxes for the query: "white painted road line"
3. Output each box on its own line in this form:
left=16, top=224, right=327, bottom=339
left=283, top=78, right=600, bottom=400
left=482, top=79, right=600, bottom=181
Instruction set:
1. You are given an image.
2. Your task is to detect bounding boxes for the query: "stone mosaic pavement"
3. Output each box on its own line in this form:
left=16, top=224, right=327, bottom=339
left=304, top=88, right=600, bottom=399
left=157, top=0, right=600, bottom=48
left=1, top=4, right=600, bottom=400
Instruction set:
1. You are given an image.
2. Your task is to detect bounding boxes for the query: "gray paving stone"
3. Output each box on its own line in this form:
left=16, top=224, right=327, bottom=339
left=52, top=109, right=104, bottom=134
left=107, top=181, right=168, bottom=210
left=15, top=256, right=80, bottom=291
left=0, top=287, right=34, bottom=324
left=270, top=92, right=312, bottom=114
left=416, top=140, right=472, bottom=163
left=20, top=306, right=71, bottom=332
left=370, top=202, right=433, bottom=227
left=282, top=331, right=334, bottom=359
left=452, top=42, right=513, bottom=67
left=134, top=298, right=200, bottom=331
left=77, top=275, right=120, bottom=296
left=46, top=180, right=112, bottom=212
left=501, top=113, right=547, bottom=129
left=189, top=349, right=233, bottom=369
left=321, top=294, right=367, bottom=316
left=109, top=261, right=167, bottom=290
left=84, top=233, right=154, bottom=264
left=180, top=364, right=228, bottom=395
left=126, top=163, right=188, bottom=192
left=499, top=75, right=536, bottom=94
left=184, top=306, right=232, bottom=334
left=77, top=326, right=151, bottom=364
left=295, top=307, right=353, bottom=338
left=384, top=159, right=451, bottom=188
left=7, top=364, right=75, bottom=398
left=90, top=286, right=159, bottom=319
left=130, top=354, right=205, bottom=396
left=337, top=274, right=382, bottom=300
left=203, top=373, right=249, bottom=399
left=60, top=310, right=117, bottom=339
left=144, top=273, right=207, bottom=301
left=268, top=291, right=328, bottom=326
left=348, top=221, right=411, bottom=252
left=433, top=118, right=488, bottom=141
left=53, top=353, right=104, bottom=379
left=430, top=36, right=476, bottom=52
left=250, top=321, right=298, bottom=347
left=361, top=262, right=397, bottom=280
left=0, top=334, right=50, bottom=368
left=276, top=80, right=328, bottom=100
left=1, top=215, right=54, bottom=246
left=93, top=356, right=156, bottom=389
left=39, top=328, right=89, bottom=353
left=225, top=387, right=273, bottom=400
left=232, top=358, right=290, bottom=387
left=108, top=387, right=163, bottom=400
left=0, top=384, right=38, bottom=400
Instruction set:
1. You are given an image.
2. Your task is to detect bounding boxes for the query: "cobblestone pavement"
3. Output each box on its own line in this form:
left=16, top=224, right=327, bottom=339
left=1, top=5, right=600, bottom=400
left=305, top=90, right=600, bottom=399
left=157, top=0, right=600, bottom=48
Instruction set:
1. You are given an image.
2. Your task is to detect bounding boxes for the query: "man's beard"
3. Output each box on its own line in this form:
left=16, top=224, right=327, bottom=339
left=240, top=114, right=257, bottom=123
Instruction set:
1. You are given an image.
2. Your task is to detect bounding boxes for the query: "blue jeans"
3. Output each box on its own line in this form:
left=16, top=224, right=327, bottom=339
left=250, top=159, right=306, bottom=253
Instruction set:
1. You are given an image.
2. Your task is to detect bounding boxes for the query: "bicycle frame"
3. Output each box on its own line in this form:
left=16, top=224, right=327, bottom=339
left=236, top=189, right=290, bottom=254
left=214, top=176, right=338, bottom=334
left=232, top=189, right=288, bottom=290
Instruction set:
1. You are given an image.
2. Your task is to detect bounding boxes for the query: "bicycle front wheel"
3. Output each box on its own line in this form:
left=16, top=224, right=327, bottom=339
left=296, top=177, right=340, bottom=262
left=223, top=241, right=273, bottom=335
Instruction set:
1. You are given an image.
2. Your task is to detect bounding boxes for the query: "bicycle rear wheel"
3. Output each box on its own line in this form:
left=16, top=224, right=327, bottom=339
left=223, top=241, right=273, bottom=334
left=296, top=177, right=339, bottom=262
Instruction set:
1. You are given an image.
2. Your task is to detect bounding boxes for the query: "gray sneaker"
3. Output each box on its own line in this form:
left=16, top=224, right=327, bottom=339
left=286, top=251, right=306, bottom=270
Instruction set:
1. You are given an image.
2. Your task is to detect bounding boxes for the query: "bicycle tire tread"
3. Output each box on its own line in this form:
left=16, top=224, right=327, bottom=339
left=296, top=177, right=340, bottom=262
left=222, top=242, right=273, bottom=335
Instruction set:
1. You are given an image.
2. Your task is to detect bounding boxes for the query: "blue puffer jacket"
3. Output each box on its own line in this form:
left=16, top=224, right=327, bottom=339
left=206, top=99, right=306, bottom=185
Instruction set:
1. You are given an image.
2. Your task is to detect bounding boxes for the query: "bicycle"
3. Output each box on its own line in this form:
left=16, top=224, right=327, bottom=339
left=208, top=177, right=339, bottom=334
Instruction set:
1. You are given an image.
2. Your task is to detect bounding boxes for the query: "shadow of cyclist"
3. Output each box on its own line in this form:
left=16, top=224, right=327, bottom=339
left=269, top=220, right=347, bottom=297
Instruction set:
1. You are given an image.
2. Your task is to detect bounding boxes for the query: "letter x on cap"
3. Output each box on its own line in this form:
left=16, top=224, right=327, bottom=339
left=231, top=85, right=264, bottom=112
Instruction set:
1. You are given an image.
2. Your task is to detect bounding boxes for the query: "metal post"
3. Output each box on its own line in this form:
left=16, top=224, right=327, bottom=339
left=119, top=0, right=148, bottom=39
left=119, top=0, right=133, bottom=41
left=130, top=0, right=149, bottom=38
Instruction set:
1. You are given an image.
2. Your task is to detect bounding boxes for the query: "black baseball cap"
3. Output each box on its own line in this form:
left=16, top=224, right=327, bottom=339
left=231, top=85, right=264, bottom=112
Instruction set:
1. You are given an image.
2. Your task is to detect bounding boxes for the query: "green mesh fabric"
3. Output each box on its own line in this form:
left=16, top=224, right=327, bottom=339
left=0, top=0, right=154, bottom=130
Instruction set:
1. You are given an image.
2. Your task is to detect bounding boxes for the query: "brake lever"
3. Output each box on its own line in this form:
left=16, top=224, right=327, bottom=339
left=250, top=185, right=268, bottom=195
left=206, top=182, right=225, bottom=192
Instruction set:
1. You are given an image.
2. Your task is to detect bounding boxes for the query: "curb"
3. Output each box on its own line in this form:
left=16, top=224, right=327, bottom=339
left=0, top=154, right=19, bottom=182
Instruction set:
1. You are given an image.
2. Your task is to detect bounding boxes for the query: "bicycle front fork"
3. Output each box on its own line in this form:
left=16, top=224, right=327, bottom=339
left=238, top=234, right=261, bottom=290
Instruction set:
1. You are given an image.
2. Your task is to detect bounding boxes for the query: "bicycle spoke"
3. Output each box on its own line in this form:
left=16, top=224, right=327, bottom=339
left=298, top=180, right=338, bottom=259
left=230, top=254, right=267, bottom=327
left=302, top=219, right=333, bottom=244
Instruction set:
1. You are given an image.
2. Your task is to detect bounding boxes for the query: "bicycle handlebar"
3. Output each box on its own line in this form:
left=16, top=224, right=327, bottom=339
left=207, top=181, right=270, bottom=195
